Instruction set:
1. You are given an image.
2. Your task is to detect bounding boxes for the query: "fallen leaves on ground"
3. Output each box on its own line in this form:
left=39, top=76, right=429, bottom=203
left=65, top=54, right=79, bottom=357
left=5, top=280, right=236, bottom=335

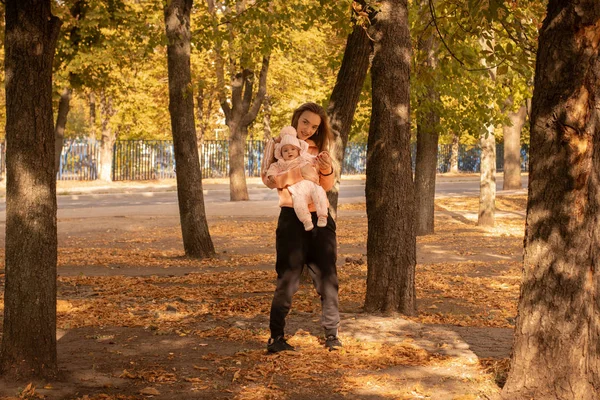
left=0, top=194, right=527, bottom=399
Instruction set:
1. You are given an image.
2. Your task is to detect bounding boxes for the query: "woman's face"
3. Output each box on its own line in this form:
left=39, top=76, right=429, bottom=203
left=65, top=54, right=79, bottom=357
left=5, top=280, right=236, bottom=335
left=296, top=111, right=321, bottom=141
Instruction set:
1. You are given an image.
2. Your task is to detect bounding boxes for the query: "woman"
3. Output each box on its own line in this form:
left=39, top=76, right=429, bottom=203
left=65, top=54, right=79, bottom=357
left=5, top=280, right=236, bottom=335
left=261, top=102, right=341, bottom=353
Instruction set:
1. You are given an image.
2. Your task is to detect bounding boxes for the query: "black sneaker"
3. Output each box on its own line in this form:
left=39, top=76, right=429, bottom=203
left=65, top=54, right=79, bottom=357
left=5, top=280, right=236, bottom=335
left=325, top=335, right=342, bottom=351
left=267, top=336, right=295, bottom=353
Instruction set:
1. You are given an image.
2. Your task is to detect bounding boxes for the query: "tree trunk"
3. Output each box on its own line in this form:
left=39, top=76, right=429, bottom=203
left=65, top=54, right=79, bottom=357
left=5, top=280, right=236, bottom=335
left=196, top=82, right=216, bottom=143
left=99, top=92, right=115, bottom=182
left=0, top=0, right=61, bottom=379
left=364, top=0, right=416, bottom=315
left=413, top=15, right=440, bottom=236
left=478, top=125, right=496, bottom=227
left=54, top=87, right=72, bottom=175
left=89, top=91, right=97, bottom=140
left=502, top=2, right=600, bottom=398
left=326, top=23, right=372, bottom=219
left=196, top=85, right=205, bottom=142
left=450, top=133, right=459, bottom=173
left=164, top=0, right=215, bottom=258
left=208, top=1, right=269, bottom=200
left=222, top=57, right=269, bottom=201
left=229, top=123, right=248, bottom=200
left=478, top=32, right=497, bottom=227
left=263, top=94, right=272, bottom=141
left=414, top=119, right=439, bottom=235
left=502, top=103, right=527, bottom=190
left=195, top=85, right=206, bottom=164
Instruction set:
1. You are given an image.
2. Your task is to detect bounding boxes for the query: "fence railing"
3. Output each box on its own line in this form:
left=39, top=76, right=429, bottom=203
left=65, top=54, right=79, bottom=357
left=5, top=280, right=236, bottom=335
left=343, top=142, right=529, bottom=175
left=57, top=140, right=100, bottom=180
left=113, top=140, right=176, bottom=181
left=0, top=139, right=530, bottom=181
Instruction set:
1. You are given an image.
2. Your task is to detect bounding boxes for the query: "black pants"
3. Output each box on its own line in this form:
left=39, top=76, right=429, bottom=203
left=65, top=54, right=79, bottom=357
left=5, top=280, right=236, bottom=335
left=269, top=207, right=339, bottom=338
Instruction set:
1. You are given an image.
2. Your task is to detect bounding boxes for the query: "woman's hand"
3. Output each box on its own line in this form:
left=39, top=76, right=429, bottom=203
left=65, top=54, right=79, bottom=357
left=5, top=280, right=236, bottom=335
left=316, top=151, right=332, bottom=173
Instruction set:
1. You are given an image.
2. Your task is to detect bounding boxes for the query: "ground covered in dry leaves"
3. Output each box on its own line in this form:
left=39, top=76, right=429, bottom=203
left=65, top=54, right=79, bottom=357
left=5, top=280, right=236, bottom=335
left=0, top=194, right=527, bottom=400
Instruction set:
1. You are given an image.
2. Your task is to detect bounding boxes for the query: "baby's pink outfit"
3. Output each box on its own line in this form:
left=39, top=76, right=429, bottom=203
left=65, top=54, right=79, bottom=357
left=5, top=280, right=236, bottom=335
left=268, top=129, right=329, bottom=231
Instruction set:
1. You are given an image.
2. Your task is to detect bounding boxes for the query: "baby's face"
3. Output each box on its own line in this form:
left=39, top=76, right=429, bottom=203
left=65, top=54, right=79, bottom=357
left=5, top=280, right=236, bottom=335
left=281, top=144, right=300, bottom=161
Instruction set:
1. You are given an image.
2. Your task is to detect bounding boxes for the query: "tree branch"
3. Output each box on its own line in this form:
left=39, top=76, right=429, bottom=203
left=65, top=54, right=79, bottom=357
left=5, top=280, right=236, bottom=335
left=216, top=0, right=268, bottom=27
left=428, top=0, right=507, bottom=73
left=242, top=69, right=254, bottom=111
left=231, top=71, right=244, bottom=115
left=241, top=55, right=269, bottom=126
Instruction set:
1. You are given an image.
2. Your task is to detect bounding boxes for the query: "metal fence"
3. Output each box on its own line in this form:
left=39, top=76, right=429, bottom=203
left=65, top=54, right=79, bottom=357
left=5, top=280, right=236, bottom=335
left=0, top=139, right=530, bottom=181
left=111, top=140, right=266, bottom=181
left=343, top=142, right=529, bottom=175
left=57, top=139, right=100, bottom=180
left=113, top=140, right=176, bottom=181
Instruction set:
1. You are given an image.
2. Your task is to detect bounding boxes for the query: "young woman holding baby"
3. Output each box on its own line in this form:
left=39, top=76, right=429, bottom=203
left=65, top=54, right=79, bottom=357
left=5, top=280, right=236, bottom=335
left=261, top=102, right=342, bottom=353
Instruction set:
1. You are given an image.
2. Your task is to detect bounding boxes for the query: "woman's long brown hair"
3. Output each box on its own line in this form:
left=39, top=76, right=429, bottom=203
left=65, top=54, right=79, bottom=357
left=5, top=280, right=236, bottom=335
left=291, top=102, right=333, bottom=153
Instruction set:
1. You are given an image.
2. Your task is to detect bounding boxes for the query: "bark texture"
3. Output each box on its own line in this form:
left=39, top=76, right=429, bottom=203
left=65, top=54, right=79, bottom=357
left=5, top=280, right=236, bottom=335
left=99, top=91, right=115, bottom=182
left=0, top=0, right=61, bottom=379
left=450, top=133, right=459, bottom=173
left=364, top=0, right=416, bottom=315
left=503, top=103, right=527, bottom=190
left=326, top=23, right=372, bottom=219
left=478, top=31, right=497, bottom=228
left=164, top=0, right=215, bottom=258
left=263, top=94, right=272, bottom=141
left=414, top=13, right=440, bottom=236
left=502, top=2, right=600, bottom=398
left=54, top=87, right=72, bottom=174
left=478, top=125, right=496, bottom=227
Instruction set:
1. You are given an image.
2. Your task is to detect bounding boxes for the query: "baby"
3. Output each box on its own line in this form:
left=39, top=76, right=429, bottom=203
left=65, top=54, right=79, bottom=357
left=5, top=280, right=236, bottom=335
left=266, top=126, right=328, bottom=231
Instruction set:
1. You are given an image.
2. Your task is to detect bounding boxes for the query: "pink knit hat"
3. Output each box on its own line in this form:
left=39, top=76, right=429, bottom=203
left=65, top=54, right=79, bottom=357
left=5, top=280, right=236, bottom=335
left=274, top=126, right=308, bottom=160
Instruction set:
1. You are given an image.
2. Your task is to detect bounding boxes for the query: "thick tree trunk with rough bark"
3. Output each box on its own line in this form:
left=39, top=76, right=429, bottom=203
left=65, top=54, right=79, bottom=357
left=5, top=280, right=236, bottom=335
left=364, top=0, right=416, bottom=315
left=0, top=0, right=61, bottom=379
left=164, top=0, right=215, bottom=258
left=54, top=87, right=72, bottom=174
left=450, top=133, right=459, bottom=173
left=502, top=2, right=600, bottom=399
left=478, top=125, right=496, bottom=227
left=326, top=23, right=372, bottom=219
left=414, top=17, right=440, bottom=236
left=99, top=92, right=115, bottom=182
left=502, top=103, right=527, bottom=190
